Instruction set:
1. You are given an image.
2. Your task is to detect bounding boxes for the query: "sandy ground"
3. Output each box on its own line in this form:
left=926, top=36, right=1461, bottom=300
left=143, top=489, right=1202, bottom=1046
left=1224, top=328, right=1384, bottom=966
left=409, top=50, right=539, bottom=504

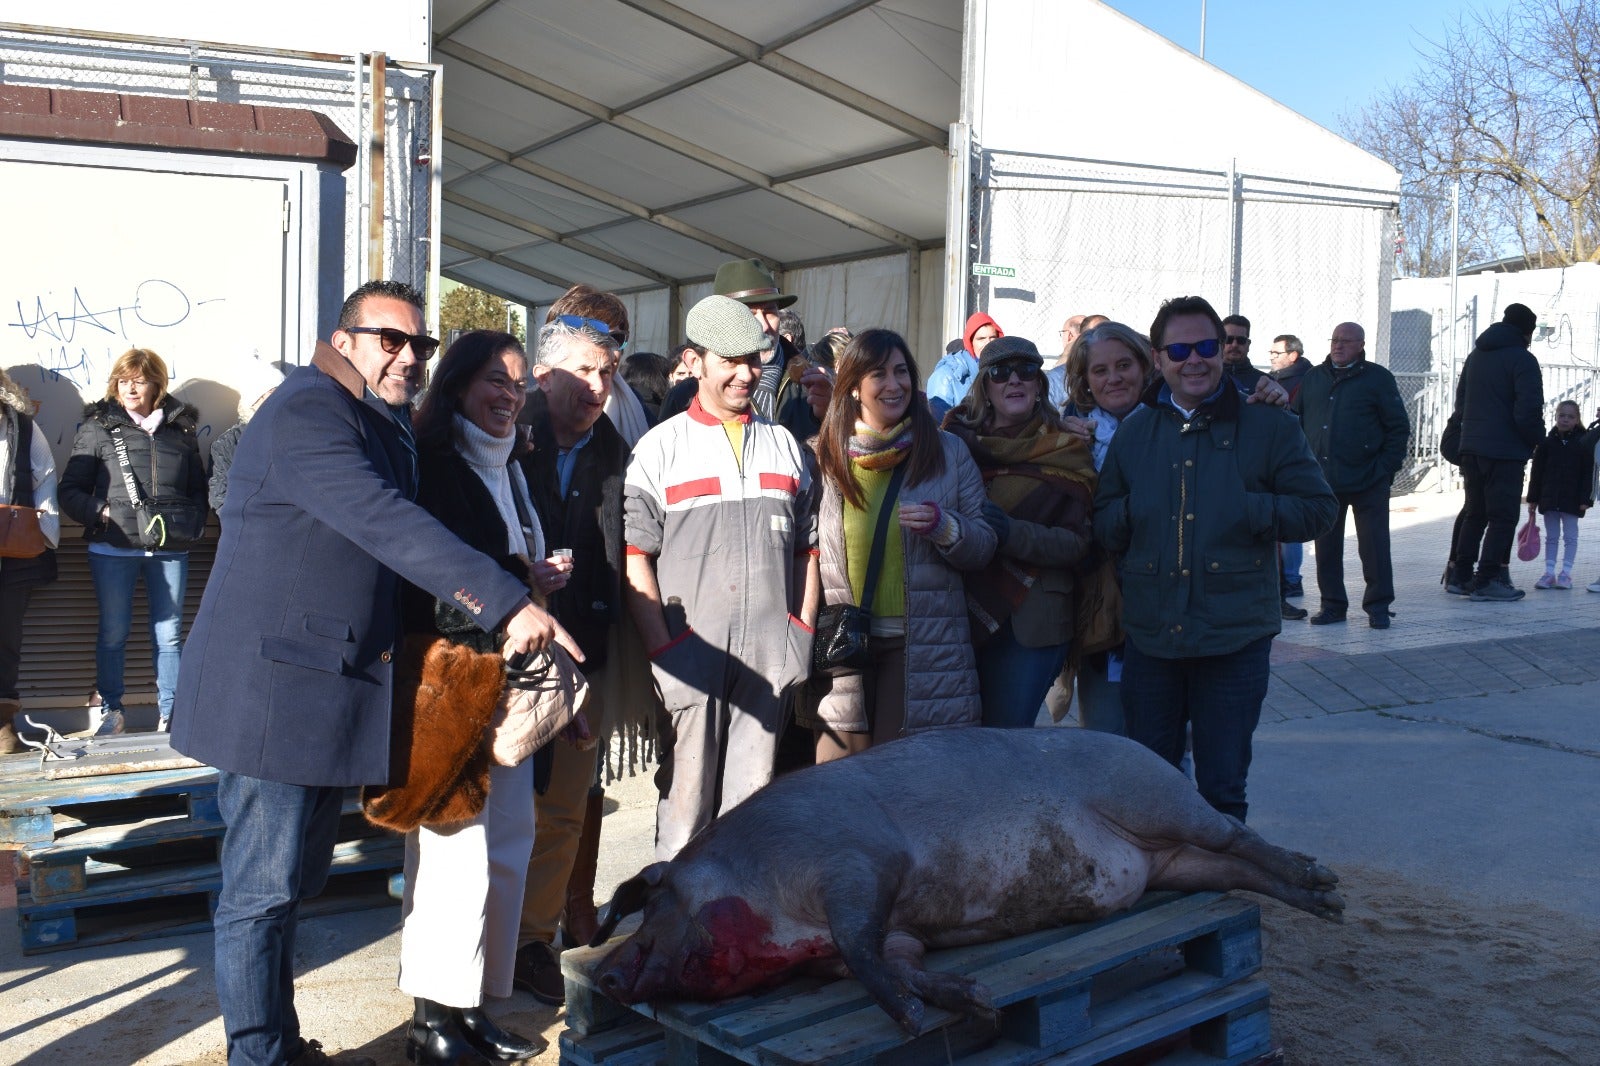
left=1260, top=868, right=1600, bottom=1064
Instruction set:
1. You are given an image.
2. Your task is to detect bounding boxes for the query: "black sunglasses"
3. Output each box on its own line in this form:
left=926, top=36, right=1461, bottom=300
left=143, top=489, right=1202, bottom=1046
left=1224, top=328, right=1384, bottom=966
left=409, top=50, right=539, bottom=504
left=344, top=326, right=441, bottom=361
left=983, top=361, right=1043, bottom=383
left=1160, top=339, right=1223, bottom=360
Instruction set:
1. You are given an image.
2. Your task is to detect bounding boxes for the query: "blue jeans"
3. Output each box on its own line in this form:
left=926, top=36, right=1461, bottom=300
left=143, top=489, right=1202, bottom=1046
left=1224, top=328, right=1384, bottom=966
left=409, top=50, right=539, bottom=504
left=1120, top=635, right=1272, bottom=822
left=1279, top=542, right=1303, bottom=586
left=87, top=551, right=187, bottom=718
left=213, top=771, right=343, bottom=1066
left=978, top=620, right=1069, bottom=728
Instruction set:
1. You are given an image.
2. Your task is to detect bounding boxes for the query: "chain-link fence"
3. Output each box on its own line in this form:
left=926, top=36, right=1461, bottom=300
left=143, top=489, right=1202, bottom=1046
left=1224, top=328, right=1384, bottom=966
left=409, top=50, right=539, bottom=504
left=1386, top=185, right=1600, bottom=489
left=969, top=149, right=1397, bottom=366
left=0, top=26, right=435, bottom=297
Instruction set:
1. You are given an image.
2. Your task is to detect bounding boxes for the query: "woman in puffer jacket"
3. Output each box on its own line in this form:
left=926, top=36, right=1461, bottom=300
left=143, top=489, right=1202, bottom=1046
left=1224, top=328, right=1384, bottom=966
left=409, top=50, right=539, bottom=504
left=799, top=328, right=996, bottom=762
left=59, top=348, right=207, bottom=735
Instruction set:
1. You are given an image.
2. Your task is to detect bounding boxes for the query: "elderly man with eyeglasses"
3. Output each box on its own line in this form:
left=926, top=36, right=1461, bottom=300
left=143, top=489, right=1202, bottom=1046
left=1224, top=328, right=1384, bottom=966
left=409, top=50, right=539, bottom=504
left=1093, top=295, right=1334, bottom=824
left=1292, top=322, right=1411, bottom=628
left=171, top=279, right=576, bottom=1066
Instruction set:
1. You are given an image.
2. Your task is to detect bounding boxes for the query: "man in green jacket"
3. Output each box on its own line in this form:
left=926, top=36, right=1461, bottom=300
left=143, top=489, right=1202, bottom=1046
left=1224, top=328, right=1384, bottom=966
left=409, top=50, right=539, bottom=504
left=1094, top=296, right=1335, bottom=822
left=1291, top=322, right=1411, bottom=628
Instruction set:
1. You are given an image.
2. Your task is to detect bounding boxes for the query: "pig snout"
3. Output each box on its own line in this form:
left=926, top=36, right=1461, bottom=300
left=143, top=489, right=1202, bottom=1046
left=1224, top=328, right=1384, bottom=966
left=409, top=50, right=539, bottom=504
left=595, top=939, right=654, bottom=1003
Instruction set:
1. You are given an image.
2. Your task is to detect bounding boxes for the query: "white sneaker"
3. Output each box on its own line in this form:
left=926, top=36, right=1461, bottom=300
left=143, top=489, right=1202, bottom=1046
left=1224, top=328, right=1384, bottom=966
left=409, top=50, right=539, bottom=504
left=156, top=713, right=171, bottom=734
left=93, top=708, right=125, bottom=737
left=1589, top=578, right=1600, bottom=593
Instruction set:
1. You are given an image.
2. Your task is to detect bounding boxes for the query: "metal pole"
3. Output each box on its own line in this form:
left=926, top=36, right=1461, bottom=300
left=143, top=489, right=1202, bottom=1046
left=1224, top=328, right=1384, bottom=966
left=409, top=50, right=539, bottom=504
left=943, top=122, right=974, bottom=359
left=906, top=247, right=922, bottom=345
left=426, top=61, right=444, bottom=341
left=353, top=52, right=366, bottom=288
left=367, top=51, right=388, bottom=284
left=1200, top=0, right=1208, bottom=60
left=1449, top=179, right=1460, bottom=374
left=941, top=0, right=981, bottom=365
left=1225, top=157, right=1240, bottom=314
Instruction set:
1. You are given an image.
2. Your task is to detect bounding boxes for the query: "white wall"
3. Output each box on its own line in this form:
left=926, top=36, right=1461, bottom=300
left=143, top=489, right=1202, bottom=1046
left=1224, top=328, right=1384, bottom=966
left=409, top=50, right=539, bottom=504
left=0, top=144, right=325, bottom=469
left=1392, top=264, right=1600, bottom=376
left=7, top=0, right=431, bottom=62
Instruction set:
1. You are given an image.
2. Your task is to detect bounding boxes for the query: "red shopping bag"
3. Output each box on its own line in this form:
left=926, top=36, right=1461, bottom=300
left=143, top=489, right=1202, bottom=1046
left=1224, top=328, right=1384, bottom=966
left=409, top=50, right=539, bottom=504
left=1516, top=514, right=1541, bottom=562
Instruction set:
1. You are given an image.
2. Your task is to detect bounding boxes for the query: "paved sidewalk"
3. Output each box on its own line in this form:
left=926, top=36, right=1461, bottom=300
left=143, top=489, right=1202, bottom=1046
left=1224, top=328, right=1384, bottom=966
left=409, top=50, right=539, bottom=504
left=1263, top=488, right=1600, bottom=718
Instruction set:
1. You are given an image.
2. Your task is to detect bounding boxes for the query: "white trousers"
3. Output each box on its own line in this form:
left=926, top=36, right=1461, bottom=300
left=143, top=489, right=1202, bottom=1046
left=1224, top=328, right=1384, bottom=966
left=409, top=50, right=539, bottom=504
left=398, top=757, right=535, bottom=1005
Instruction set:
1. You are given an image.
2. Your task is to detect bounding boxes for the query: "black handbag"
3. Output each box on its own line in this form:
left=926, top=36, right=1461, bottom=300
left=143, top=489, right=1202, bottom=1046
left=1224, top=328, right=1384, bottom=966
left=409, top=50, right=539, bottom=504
left=813, top=463, right=905, bottom=674
left=1439, top=409, right=1463, bottom=466
left=110, top=425, right=207, bottom=550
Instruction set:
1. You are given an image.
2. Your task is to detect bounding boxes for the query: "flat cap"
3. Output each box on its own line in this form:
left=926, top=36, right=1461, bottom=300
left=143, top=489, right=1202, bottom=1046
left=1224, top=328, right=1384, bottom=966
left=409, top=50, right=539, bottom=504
left=686, top=295, right=774, bottom=358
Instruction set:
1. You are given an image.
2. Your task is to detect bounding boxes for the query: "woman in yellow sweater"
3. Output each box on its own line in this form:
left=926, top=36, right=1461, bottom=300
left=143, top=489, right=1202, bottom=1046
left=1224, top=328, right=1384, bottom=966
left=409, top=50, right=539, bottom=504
left=800, top=329, right=996, bottom=761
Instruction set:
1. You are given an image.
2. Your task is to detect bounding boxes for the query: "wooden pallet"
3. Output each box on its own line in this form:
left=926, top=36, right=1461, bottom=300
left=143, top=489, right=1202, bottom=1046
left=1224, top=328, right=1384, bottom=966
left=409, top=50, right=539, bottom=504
left=0, top=754, right=218, bottom=848
left=17, top=833, right=403, bottom=953
left=2, top=748, right=402, bottom=953
left=560, top=892, right=1273, bottom=1066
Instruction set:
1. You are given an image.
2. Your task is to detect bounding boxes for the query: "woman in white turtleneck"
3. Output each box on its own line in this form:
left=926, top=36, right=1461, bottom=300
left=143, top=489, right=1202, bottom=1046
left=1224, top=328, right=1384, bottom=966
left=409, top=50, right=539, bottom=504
left=395, top=330, right=573, bottom=1065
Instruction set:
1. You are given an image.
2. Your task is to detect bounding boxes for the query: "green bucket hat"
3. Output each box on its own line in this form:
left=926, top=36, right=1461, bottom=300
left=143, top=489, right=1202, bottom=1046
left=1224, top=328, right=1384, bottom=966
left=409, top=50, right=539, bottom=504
left=713, top=258, right=797, bottom=310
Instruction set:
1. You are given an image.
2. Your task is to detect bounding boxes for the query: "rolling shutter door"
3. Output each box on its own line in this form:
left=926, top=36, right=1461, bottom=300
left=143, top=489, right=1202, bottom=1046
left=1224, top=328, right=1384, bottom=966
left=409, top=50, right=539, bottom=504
left=14, top=517, right=218, bottom=710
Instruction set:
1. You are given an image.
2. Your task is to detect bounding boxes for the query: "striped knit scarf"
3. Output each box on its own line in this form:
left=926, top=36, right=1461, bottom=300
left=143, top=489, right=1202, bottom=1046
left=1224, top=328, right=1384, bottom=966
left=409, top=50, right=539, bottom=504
left=847, top=417, right=913, bottom=469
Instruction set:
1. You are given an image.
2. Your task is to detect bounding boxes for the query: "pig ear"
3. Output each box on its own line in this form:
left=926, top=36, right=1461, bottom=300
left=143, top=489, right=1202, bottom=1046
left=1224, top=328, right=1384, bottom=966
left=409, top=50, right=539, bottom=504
left=589, top=861, right=669, bottom=947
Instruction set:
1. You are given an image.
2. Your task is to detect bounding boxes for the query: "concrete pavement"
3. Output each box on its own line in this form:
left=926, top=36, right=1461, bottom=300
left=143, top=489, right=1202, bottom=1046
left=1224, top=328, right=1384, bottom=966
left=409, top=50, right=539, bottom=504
left=3, top=486, right=1598, bottom=1063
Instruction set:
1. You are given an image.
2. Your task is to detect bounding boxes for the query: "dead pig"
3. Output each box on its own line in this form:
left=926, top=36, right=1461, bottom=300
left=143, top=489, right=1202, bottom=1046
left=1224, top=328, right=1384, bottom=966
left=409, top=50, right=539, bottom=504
left=589, top=726, right=1342, bottom=1035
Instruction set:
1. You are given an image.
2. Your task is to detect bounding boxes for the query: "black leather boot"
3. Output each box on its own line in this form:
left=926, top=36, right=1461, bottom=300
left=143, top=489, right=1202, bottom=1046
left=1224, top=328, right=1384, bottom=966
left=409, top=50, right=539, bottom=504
left=406, top=999, right=494, bottom=1065
left=454, top=1007, right=545, bottom=1062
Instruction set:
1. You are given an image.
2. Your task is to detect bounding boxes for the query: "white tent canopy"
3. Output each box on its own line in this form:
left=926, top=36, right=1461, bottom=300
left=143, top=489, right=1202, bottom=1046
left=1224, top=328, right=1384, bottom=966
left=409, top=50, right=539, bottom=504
left=434, top=0, right=961, bottom=355
left=434, top=0, right=1399, bottom=363
left=961, top=0, right=1401, bottom=362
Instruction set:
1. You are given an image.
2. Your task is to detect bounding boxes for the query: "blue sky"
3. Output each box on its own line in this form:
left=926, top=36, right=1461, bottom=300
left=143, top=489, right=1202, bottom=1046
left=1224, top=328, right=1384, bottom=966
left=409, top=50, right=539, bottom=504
left=1102, top=1, right=1506, bottom=133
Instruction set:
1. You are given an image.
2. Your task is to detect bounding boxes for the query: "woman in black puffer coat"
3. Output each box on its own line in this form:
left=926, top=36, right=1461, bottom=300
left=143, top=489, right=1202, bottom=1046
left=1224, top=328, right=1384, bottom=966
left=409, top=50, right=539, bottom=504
left=59, top=348, right=208, bottom=735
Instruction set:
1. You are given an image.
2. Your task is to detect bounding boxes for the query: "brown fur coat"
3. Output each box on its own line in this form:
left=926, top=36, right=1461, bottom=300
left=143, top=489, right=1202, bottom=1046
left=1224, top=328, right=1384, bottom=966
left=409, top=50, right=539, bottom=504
left=362, top=635, right=505, bottom=832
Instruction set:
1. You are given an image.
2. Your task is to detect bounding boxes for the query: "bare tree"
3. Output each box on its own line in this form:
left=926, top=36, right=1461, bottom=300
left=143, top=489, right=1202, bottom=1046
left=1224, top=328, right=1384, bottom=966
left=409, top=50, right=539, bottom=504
left=1345, top=0, right=1600, bottom=275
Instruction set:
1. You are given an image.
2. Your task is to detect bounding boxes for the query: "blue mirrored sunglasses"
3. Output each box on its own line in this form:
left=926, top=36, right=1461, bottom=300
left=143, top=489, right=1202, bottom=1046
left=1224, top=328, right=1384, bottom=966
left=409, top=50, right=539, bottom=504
left=554, top=314, right=624, bottom=347
left=1160, top=338, right=1223, bottom=360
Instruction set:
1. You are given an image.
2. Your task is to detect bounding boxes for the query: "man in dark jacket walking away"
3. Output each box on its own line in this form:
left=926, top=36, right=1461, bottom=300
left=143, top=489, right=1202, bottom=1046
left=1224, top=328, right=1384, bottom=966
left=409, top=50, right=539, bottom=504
left=1446, top=303, right=1546, bottom=601
left=1292, top=323, right=1411, bottom=628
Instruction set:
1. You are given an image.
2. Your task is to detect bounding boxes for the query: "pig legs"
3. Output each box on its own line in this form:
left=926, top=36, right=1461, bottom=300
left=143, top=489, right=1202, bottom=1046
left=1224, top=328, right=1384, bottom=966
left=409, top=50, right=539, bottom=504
left=821, top=858, right=995, bottom=1035
left=1144, top=814, right=1344, bottom=921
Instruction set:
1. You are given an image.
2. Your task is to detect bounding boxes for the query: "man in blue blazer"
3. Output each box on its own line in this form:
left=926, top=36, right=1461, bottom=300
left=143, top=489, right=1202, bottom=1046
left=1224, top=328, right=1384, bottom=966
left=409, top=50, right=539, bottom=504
left=171, top=280, right=575, bottom=1066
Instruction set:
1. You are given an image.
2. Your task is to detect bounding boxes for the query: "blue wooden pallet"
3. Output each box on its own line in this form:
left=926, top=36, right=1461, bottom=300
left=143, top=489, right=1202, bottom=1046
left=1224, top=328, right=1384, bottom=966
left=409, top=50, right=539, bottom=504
left=0, top=756, right=219, bottom=848
left=17, top=833, right=403, bottom=953
left=560, top=892, right=1276, bottom=1066
left=18, top=791, right=373, bottom=902
left=2, top=750, right=401, bottom=953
